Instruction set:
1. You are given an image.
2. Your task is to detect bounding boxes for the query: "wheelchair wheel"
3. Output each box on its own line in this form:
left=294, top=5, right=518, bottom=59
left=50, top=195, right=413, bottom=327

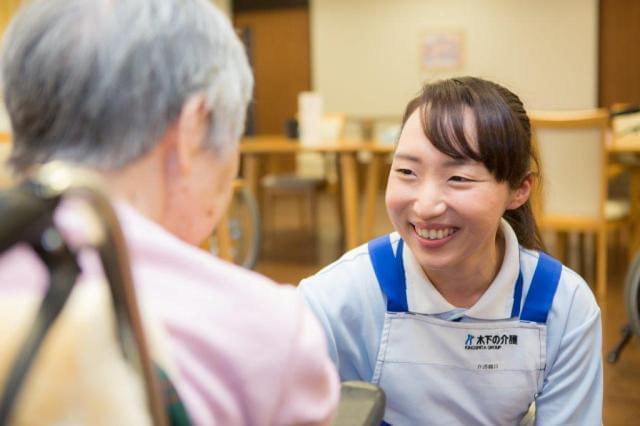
left=625, top=252, right=640, bottom=338
left=208, top=182, right=261, bottom=269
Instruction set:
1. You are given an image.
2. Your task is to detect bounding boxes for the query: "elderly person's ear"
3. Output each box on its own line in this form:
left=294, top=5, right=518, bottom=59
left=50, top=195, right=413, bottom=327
left=174, top=93, right=210, bottom=175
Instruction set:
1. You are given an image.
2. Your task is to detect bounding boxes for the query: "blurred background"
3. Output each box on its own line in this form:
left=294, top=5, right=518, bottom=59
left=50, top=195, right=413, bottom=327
left=2, top=0, right=640, bottom=423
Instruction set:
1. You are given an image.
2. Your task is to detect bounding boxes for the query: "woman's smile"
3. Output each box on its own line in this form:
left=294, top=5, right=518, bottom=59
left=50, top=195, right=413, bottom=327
left=412, top=223, right=459, bottom=248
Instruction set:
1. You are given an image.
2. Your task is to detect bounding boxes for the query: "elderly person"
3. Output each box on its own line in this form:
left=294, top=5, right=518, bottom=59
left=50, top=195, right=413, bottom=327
left=0, top=0, right=339, bottom=424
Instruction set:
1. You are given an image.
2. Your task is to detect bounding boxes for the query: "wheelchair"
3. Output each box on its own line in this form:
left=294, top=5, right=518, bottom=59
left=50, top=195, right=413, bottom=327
left=206, top=178, right=262, bottom=269
left=0, top=162, right=384, bottom=425
left=608, top=251, right=640, bottom=363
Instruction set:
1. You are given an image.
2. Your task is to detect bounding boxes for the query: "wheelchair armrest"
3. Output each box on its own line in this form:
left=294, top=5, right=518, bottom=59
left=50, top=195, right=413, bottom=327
left=332, top=381, right=385, bottom=426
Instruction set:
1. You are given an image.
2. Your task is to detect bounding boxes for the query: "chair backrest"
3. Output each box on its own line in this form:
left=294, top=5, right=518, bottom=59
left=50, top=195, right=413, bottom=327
left=529, top=109, right=609, bottom=224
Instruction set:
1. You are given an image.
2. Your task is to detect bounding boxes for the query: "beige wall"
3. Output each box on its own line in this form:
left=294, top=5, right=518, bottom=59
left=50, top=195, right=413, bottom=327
left=311, top=0, right=598, bottom=116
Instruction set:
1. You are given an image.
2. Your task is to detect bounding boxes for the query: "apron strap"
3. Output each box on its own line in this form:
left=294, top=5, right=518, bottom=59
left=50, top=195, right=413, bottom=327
left=367, top=235, right=548, bottom=320
left=368, top=235, right=408, bottom=312
left=510, top=272, right=524, bottom=318
left=519, top=252, right=563, bottom=324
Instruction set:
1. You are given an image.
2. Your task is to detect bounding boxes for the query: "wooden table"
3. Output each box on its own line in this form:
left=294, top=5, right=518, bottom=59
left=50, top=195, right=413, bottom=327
left=240, top=135, right=371, bottom=250
left=240, top=133, right=640, bottom=264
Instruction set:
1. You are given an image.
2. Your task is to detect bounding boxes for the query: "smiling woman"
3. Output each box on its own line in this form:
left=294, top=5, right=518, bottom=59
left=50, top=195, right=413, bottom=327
left=385, top=81, right=534, bottom=307
left=298, top=77, right=603, bottom=425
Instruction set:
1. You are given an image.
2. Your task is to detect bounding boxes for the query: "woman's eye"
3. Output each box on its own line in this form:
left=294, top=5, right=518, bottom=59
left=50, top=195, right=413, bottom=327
left=449, top=176, right=473, bottom=183
left=395, top=168, right=414, bottom=176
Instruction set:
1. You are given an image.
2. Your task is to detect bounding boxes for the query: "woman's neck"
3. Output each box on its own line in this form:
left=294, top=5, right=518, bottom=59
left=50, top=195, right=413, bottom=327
left=98, top=149, right=166, bottom=226
left=426, top=233, right=506, bottom=309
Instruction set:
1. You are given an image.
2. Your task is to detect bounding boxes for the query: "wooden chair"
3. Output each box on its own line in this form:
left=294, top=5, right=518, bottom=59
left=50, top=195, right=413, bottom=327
left=529, top=108, right=629, bottom=300
left=260, top=113, right=346, bottom=233
left=205, top=178, right=261, bottom=269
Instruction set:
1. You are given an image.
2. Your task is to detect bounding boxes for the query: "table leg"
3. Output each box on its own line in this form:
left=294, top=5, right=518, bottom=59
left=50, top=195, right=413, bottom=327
left=243, top=153, right=260, bottom=198
left=362, top=153, right=385, bottom=243
left=339, top=152, right=359, bottom=250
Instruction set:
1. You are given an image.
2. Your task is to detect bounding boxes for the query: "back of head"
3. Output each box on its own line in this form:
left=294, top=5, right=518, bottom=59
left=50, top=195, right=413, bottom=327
left=1, top=0, right=253, bottom=172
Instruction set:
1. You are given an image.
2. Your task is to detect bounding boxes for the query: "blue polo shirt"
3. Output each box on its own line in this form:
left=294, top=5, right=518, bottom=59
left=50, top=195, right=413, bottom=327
left=299, top=219, right=602, bottom=425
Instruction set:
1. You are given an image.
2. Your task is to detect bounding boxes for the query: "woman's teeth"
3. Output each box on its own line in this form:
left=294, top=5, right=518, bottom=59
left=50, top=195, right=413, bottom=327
left=416, top=227, right=456, bottom=240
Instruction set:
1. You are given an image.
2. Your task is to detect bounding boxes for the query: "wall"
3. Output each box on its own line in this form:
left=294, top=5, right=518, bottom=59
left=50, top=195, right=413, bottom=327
left=599, top=0, right=640, bottom=107
left=311, top=0, right=598, bottom=116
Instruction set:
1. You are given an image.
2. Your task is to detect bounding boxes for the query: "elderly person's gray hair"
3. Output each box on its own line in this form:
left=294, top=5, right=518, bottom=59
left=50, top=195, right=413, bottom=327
left=1, top=0, right=253, bottom=171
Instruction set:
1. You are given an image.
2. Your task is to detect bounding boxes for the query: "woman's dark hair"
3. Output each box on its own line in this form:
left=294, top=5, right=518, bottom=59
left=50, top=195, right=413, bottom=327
left=401, top=76, right=544, bottom=250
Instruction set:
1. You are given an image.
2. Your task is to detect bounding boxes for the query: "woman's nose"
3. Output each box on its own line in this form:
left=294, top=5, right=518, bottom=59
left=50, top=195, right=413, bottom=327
left=413, top=181, right=447, bottom=219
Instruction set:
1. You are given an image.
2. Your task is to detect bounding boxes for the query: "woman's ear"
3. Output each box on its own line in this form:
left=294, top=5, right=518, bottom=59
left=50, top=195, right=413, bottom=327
left=507, top=174, right=533, bottom=210
left=175, top=93, right=209, bottom=175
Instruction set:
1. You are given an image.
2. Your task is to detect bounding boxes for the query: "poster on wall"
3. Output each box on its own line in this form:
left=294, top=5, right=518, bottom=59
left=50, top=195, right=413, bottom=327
left=420, top=31, right=464, bottom=71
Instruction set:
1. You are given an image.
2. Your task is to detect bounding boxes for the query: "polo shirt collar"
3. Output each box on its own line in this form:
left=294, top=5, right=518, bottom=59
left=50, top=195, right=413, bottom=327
left=404, top=218, right=520, bottom=320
